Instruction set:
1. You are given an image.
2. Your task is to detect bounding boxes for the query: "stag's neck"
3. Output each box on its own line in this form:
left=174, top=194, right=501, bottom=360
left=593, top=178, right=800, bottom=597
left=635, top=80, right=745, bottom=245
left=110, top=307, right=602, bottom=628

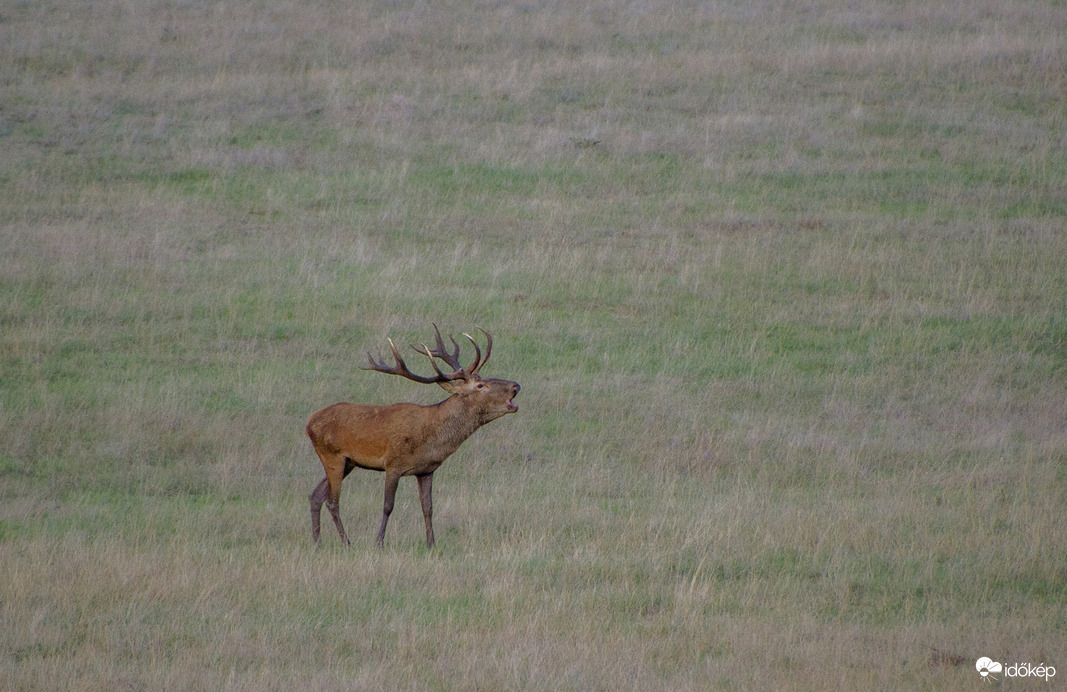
left=429, top=395, right=486, bottom=448
left=407, top=394, right=488, bottom=458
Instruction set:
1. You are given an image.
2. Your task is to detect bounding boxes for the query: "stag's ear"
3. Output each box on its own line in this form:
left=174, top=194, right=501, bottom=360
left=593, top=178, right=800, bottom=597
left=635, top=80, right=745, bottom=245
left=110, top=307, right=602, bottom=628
left=437, top=378, right=485, bottom=395
left=436, top=379, right=467, bottom=394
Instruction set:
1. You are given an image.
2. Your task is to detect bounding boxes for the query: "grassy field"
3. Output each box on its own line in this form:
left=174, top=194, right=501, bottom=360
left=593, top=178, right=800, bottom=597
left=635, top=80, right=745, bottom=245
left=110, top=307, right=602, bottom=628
left=1, top=0, right=1065, bottom=688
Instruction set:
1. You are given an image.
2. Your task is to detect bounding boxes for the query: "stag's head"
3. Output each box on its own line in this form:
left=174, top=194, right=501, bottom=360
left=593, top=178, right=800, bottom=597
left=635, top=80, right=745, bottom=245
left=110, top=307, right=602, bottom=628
left=362, top=325, right=520, bottom=421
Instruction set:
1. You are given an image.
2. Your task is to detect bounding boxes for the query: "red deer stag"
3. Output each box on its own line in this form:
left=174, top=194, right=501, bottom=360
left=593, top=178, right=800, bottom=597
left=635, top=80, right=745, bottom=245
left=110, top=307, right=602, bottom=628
left=306, top=325, right=520, bottom=548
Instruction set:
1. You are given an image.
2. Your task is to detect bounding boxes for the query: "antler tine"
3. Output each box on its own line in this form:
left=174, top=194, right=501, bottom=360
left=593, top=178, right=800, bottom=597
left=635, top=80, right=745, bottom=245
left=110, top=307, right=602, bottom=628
left=427, top=323, right=464, bottom=370
left=360, top=338, right=400, bottom=372
left=386, top=338, right=408, bottom=371
left=462, top=327, right=492, bottom=374
left=476, top=327, right=492, bottom=373
left=362, top=350, right=383, bottom=370
left=360, top=337, right=443, bottom=384
left=417, top=343, right=456, bottom=380
left=460, top=332, right=483, bottom=376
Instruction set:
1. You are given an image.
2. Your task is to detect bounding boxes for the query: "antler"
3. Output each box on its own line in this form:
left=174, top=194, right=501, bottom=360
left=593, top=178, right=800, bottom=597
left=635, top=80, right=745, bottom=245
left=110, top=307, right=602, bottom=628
left=361, top=337, right=459, bottom=384
left=361, top=324, right=493, bottom=383
left=468, top=327, right=492, bottom=375
left=421, top=323, right=464, bottom=371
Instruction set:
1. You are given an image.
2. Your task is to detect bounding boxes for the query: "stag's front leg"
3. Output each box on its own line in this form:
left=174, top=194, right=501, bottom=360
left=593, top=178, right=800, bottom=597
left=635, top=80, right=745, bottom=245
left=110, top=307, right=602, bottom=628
left=417, top=473, right=435, bottom=549
left=376, top=471, right=401, bottom=548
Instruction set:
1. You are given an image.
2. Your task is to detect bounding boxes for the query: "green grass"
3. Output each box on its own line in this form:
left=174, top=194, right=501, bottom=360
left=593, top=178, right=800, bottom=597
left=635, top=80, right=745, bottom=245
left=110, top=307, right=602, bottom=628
left=2, top=0, right=1066, bottom=689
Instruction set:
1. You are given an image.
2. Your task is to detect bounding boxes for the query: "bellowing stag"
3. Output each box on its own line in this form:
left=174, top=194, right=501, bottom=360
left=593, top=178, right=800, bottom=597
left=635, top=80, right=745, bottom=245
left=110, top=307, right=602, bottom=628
left=306, top=325, right=520, bottom=548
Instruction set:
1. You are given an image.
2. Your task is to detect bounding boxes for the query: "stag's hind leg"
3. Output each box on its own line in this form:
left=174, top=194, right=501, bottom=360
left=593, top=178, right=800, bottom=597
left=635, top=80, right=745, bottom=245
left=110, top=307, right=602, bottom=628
left=312, top=450, right=354, bottom=546
left=309, top=477, right=329, bottom=544
left=326, top=458, right=360, bottom=546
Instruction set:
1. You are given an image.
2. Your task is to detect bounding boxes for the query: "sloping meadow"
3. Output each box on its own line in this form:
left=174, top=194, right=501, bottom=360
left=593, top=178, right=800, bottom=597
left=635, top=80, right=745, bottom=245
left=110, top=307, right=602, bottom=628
left=1, top=0, right=1064, bottom=688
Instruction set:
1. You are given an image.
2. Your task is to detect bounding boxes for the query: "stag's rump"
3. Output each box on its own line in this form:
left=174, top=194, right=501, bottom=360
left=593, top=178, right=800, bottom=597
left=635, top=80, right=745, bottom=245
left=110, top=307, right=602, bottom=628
left=305, top=402, right=406, bottom=471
